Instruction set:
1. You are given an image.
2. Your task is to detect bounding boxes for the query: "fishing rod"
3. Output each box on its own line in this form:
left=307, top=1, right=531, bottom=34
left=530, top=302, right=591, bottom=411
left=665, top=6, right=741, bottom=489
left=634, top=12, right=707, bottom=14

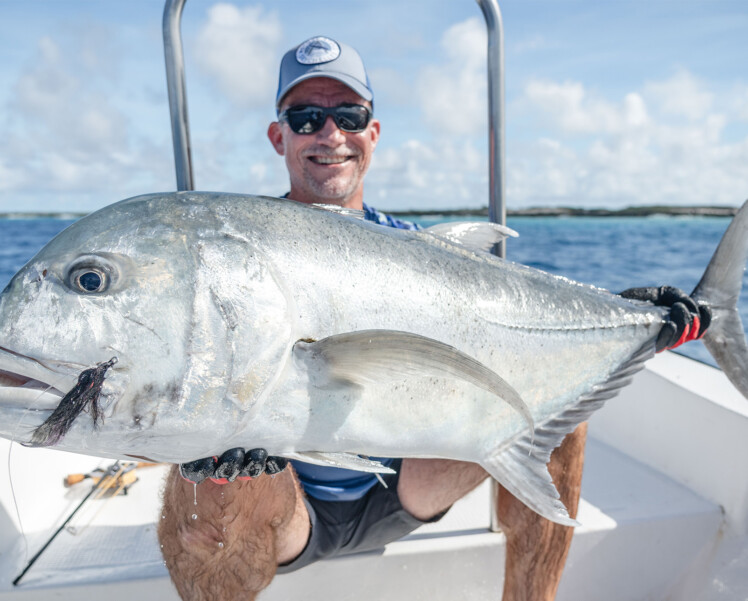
left=12, top=460, right=122, bottom=587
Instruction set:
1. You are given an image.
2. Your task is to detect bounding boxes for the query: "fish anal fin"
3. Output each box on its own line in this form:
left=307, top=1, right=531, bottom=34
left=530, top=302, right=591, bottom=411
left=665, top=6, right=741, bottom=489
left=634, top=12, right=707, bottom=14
left=483, top=344, right=655, bottom=525
left=482, top=442, right=578, bottom=527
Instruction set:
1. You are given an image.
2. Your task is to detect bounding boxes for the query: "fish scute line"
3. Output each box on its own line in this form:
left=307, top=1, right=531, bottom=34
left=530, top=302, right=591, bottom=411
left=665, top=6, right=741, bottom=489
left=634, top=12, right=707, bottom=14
left=488, top=320, right=658, bottom=333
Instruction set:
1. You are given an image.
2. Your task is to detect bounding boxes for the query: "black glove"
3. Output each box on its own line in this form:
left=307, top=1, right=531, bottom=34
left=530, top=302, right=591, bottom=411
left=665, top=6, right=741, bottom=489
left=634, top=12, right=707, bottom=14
left=179, top=447, right=288, bottom=484
left=619, top=285, right=711, bottom=352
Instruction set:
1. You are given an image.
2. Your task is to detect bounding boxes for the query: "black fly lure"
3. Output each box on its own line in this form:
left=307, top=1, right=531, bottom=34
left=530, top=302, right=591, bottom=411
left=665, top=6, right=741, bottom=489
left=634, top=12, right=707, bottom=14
left=27, top=357, right=117, bottom=447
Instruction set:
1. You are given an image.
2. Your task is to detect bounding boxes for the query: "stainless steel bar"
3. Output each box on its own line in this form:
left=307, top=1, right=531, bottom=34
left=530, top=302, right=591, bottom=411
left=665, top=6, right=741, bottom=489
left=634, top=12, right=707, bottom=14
left=476, top=0, right=506, bottom=257
left=163, top=0, right=194, bottom=191
left=476, top=0, right=506, bottom=533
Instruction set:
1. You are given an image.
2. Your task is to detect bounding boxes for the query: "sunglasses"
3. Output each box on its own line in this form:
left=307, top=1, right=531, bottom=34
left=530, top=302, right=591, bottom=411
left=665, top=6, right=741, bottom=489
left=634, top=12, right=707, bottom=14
left=279, top=104, right=372, bottom=134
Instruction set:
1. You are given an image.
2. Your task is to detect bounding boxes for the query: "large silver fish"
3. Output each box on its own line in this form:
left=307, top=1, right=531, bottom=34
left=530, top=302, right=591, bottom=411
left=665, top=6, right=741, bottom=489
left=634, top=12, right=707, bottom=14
left=0, top=192, right=746, bottom=525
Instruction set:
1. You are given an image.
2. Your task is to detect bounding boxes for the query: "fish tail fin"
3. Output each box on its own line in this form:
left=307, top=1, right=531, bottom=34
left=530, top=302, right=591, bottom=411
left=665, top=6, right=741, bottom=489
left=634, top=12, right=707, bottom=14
left=692, top=199, right=748, bottom=399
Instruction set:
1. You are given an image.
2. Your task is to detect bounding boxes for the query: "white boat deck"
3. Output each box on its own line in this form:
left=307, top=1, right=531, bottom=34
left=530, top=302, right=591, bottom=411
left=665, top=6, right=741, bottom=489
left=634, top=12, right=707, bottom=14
left=0, top=352, right=746, bottom=600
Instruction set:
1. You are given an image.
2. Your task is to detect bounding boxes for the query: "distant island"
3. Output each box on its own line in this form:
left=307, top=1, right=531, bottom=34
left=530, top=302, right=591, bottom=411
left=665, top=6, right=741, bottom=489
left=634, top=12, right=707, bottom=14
left=0, top=205, right=739, bottom=220
left=391, top=205, right=740, bottom=219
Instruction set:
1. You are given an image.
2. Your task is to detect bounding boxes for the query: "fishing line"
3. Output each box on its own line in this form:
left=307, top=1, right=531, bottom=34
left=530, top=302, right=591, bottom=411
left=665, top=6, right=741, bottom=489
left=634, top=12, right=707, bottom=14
left=13, top=461, right=121, bottom=586
left=69, top=464, right=128, bottom=536
left=7, top=372, right=79, bottom=564
left=6, top=441, right=28, bottom=562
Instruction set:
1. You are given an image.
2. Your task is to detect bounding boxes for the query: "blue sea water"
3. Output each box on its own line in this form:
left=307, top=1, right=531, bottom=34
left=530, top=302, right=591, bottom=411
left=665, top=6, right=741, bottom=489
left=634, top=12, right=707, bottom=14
left=1, top=214, right=746, bottom=368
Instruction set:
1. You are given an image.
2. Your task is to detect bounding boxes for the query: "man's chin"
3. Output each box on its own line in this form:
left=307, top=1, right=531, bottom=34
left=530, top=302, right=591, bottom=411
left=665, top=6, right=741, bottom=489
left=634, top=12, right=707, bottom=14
left=304, top=177, right=360, bottom=205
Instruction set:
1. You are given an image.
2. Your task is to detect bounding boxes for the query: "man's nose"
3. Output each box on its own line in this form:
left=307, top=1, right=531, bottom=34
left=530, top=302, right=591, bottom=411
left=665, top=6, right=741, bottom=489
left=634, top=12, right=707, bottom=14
left=315, top=115, right=346, bottom=144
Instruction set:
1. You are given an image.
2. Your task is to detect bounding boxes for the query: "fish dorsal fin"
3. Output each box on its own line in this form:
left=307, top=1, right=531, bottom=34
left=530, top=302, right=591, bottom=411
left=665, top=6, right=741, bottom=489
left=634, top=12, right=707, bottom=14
left=293, top=329, right=533, bottom=431
left=311, top=203, right=366, bottom=220
left=482, top=344, right=654, bottom=525
left=425, top=222, right=518, bottom=254
left=282, top=451, right=395, bottom=474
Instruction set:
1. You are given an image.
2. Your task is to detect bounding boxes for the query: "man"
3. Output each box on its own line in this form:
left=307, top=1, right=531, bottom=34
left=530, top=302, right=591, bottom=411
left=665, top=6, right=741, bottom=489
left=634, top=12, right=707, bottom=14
left=158, top=36, right=708, bottom=601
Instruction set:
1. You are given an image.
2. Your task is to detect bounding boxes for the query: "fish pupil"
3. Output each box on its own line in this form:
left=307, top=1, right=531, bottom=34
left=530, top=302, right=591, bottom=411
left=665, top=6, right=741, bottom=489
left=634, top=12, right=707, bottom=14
left=79, top=271, right=102, bottom=292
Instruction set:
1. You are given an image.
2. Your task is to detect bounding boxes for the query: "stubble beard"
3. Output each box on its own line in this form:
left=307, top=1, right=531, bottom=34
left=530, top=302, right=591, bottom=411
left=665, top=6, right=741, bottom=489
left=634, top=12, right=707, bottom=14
left=301, top=167, right=364, bottom=205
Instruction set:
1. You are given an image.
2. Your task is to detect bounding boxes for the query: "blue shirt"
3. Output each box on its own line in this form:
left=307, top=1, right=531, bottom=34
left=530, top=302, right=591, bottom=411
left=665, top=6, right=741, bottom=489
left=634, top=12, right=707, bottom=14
left=363, top=203, right=422, bottom=231
left=293, top=203, right=420, bottom=501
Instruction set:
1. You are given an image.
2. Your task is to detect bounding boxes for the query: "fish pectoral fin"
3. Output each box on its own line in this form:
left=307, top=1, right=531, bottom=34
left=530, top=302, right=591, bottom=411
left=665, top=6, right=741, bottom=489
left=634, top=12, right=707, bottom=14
left=282, top=451, right=395, bottom=474
left=482, top=443, right=579, bottom=527
left=425, top=222, right=518, bottom=254
left=293, top=329, right=533, bottom=431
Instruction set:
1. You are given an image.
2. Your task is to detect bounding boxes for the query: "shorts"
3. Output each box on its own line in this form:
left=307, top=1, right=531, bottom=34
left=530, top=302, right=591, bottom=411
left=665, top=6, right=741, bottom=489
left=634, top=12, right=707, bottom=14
left=277, top=459, right=447, bottom=573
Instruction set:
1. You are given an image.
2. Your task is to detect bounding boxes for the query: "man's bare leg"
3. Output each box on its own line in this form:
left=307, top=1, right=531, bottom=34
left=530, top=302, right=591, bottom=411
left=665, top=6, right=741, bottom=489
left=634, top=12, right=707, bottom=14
left=498, top=422, right=588, bottom=601
left=158, top=465, right=310, bottom=601
left=397, top=458, right=489, bottom=521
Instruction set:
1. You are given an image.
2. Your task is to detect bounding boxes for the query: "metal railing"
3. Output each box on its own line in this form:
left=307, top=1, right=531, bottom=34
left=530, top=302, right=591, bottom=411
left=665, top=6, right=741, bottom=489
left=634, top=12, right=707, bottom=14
left=163, top=0, right=194, bottom=191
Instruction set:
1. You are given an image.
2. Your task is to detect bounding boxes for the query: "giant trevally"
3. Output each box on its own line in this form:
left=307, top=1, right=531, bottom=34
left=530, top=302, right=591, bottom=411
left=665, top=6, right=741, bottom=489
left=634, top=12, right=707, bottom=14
left=0, top=192, right=746, bottom=525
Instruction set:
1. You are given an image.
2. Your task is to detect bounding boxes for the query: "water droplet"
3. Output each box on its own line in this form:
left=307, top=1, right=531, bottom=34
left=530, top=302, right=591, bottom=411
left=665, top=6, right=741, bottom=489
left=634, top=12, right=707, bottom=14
left=218, top=542, right=224, bottom=549
left=161, top=514, right=166, bottom=520
left=193, top=482, right=198, bottom=506
left=192, top=513, right=198, bottom=520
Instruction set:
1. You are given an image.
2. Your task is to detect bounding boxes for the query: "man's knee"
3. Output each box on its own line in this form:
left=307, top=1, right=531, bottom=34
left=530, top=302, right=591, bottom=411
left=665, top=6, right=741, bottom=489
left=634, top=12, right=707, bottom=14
left=159, top=464, right=307, bottom=600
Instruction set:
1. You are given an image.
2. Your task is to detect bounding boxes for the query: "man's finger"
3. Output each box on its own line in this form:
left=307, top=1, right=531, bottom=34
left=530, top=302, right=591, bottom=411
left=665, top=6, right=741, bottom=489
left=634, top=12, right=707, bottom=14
left=179, top=457, right=217, bottom=484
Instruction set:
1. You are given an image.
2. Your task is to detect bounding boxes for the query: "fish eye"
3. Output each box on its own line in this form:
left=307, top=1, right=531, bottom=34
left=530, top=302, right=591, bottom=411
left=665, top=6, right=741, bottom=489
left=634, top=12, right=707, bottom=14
left=66, top=256, right=115, bottom=294
left=76, top=270, right=106, bottom=293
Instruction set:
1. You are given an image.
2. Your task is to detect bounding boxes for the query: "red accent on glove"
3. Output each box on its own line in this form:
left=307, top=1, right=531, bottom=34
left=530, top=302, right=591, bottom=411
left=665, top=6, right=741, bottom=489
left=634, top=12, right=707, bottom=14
left=666, top=315, right=702, bottom=350
left=692, top=315, right=705, bottom=340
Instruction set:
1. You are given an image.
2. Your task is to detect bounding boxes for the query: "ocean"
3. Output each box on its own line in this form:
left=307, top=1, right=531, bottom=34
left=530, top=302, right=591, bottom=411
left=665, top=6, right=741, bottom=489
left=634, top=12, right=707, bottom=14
left=1, top=214, right=746, bottom=368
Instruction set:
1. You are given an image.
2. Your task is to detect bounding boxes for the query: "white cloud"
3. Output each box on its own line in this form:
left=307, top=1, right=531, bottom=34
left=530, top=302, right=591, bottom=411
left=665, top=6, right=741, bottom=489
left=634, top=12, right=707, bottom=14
left=507, top=71, right=748, bottom=208
left=512, top=34, right=547, bottom=54
left=9, top=36, right=129, bottom=171
left=355, top=16, right=493, bottom=210
left=416, top=17, right=487, bottom=136
left=644, top=69, right=713, bottom=120
left=368, top=138, right=488, bottom=210
left=194, top=3, right=281, bottom=108
left=0, top=31, right=172, bottom=211
left=522, top=80, right=650, bottom=134
left=729, top=83, right=748, bottom=122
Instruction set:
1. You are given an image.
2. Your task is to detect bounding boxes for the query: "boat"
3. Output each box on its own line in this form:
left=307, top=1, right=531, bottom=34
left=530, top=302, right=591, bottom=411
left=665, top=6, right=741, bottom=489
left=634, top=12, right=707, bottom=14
left=1, top=1, right=747, bottom=599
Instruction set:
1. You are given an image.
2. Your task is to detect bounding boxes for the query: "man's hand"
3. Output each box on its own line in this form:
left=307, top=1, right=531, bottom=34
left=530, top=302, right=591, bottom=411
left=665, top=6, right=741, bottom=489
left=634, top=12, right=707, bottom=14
left=619, top=285, right=711, bottom=352
left=179, top=448, right=288, bottom=484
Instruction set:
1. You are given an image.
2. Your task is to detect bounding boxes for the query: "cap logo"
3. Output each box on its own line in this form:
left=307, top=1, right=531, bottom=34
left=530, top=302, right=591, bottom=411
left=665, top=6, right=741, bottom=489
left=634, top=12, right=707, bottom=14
left=296, top=36, right=340, bottom=65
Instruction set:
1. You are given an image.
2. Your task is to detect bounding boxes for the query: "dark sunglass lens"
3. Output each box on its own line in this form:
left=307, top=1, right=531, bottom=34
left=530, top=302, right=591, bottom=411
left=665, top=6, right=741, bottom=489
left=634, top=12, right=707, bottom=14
left=334, top=106, right=369, bottom=131
left=287, top=107, right=325, bottom=134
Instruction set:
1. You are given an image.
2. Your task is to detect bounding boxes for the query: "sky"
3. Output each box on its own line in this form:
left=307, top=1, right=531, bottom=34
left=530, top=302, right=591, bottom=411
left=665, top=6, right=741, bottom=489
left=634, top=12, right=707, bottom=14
left=0, top=0, right=746, bottom=213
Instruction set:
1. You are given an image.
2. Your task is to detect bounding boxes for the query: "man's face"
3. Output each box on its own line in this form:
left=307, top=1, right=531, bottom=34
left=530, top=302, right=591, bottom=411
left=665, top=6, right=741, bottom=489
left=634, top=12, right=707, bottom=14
left=267, top=78, right=380, bottom=209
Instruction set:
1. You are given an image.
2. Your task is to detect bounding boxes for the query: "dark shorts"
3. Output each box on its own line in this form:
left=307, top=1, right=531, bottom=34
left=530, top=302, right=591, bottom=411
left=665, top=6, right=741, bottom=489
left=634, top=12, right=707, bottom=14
left=277, top=459, right=446, bottom=573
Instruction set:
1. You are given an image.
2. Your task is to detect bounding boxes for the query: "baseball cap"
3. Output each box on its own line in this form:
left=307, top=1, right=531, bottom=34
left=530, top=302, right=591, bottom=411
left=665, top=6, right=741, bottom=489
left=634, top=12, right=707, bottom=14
left=276, top=36, right=373, bottom=109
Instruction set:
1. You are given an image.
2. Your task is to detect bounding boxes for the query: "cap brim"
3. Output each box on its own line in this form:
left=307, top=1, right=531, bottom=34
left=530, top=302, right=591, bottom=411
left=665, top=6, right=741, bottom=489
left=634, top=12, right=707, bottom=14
left=277, top=71, right=373, bottom=108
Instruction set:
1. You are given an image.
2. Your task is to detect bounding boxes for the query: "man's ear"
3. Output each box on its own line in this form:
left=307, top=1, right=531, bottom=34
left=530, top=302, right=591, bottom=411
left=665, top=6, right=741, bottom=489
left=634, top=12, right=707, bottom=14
left=369, top=118, right=381, bottom=150
left=267, top=121, right=285, bottom=156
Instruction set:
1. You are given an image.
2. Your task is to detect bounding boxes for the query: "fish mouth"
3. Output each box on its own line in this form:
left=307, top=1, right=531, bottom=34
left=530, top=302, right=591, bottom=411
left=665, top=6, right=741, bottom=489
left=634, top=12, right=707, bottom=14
left=0, top=347, right=122, bottom=447
left=0, top=346, right=80, bottom=410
